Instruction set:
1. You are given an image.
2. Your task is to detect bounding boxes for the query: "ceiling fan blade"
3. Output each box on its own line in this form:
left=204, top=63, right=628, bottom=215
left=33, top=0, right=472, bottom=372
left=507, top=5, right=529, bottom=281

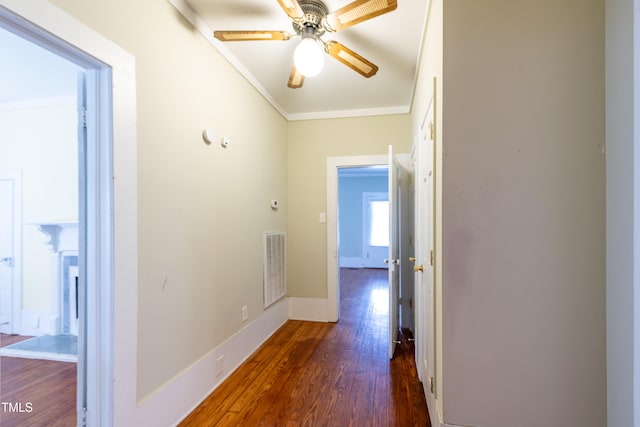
left=277, top=0, right=305, bottom=20
left=324, top=0, right=397, bottom=32
left=288, top=65, right=305, bottom=89
left=325, top=41, right=379, bottom=78
left=214, top=31, right=292, bottom=41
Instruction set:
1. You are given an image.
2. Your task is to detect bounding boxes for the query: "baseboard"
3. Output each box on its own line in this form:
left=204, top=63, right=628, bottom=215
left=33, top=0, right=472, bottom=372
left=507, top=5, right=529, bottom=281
left=288, top=297, right=328, bottom=322
left=20, top=310, right=57, bottom=336
left=134, top=298, right=288, bottom=426
left=339, top=258, right=389, bottom=269
left=435, top=404, right=468, bottom=427
left=339, top=257, right=364, bottom=268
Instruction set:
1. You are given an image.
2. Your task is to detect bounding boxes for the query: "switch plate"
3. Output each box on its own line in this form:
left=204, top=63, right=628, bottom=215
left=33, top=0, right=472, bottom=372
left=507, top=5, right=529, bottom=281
left=241, top=305, right=248, bottom=322
left=319, top=212, right=326, bottom=223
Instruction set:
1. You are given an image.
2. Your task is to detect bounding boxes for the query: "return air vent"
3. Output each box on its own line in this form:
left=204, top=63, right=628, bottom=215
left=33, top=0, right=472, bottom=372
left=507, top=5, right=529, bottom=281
left=263, top=232, right=286, bottom=308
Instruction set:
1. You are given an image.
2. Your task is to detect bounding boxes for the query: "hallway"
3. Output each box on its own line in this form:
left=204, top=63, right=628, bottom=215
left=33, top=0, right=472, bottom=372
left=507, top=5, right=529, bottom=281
left=181, top=268, right=429, bottom=426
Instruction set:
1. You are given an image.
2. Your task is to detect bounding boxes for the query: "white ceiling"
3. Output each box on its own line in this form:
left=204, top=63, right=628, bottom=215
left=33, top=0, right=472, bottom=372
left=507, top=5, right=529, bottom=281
left=170, top=0, right=428, bottom=120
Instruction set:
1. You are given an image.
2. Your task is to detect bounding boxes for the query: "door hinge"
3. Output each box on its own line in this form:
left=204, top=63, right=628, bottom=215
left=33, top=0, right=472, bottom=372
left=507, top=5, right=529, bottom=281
left=81, top=406, right=87, bottom=427
left=429, top=377, right=434, bottom=393
left=79, top=108, right=87, bottom=128
left=429, top=250, right=434, bottom=267
left=429, top=122, right=434, bottom=141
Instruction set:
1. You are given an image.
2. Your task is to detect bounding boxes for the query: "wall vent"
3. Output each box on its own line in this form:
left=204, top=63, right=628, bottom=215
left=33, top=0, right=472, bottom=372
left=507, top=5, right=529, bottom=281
left=263, top=232, right=286, bottom=308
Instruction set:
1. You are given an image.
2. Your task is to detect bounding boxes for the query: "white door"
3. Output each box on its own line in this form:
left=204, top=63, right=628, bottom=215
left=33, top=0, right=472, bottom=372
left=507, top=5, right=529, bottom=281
left=398, top=159, right=414, bottom=332
left=415, top=102, right=436, bottom=395
left=0, top=179, right=16, bottom=334
left=387, top=145, right=400, bottom=359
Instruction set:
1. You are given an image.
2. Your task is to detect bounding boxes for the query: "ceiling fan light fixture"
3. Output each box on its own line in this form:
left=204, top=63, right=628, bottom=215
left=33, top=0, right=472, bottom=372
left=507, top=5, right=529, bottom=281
left=294, top=37, right=325, bottom=77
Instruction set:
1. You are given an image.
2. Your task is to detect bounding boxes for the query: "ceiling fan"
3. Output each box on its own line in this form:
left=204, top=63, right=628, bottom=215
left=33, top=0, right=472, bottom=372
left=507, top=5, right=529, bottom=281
left=213, top=0, right=398, bottom=89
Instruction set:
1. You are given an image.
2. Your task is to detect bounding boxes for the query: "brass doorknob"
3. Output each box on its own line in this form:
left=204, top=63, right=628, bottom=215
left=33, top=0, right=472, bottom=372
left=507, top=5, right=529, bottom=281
left=413, top=265, right=424, bottom=272
left=408, top=257, right=416, bottom=263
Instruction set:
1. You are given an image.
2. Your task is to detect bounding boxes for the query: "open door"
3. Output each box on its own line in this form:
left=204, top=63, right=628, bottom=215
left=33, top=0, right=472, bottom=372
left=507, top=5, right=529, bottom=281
left=387, top=145, right=400, bottom=359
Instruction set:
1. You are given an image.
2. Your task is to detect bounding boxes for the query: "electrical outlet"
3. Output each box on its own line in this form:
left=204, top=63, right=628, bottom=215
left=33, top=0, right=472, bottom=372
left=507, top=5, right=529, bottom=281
left=241, top=305, right=248, bottom=322
left=216, top=355, right=224, bottom=377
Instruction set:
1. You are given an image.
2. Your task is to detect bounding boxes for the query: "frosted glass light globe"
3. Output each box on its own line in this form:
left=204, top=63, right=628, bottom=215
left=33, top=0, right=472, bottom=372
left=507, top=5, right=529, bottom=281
left=294, top=38, right=325, bottom=77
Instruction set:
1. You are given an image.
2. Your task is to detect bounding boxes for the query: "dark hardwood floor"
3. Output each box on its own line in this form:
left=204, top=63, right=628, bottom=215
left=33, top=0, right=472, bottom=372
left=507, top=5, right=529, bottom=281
left=181, top=268, right=430, bottom=426
left=0, top=334, right=76, bottom=427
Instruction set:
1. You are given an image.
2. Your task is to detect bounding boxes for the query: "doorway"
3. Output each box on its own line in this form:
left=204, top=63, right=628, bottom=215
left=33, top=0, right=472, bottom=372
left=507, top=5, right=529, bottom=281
left=327, top=151, right=414, bottom=359
left=0, top=6, right=118, bottom=425
left=338, top=166, right=389, bottom=269
left=0, top=23, right=83, bottom=425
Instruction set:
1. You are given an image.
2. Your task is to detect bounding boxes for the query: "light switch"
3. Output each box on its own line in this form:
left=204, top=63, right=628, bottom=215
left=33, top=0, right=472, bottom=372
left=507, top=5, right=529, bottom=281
left=319, top=212, right=326, bottom=223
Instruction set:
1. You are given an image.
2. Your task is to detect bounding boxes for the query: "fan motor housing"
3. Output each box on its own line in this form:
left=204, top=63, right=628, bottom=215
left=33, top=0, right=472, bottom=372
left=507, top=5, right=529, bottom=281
left=293, top=0, right=329, bottom=35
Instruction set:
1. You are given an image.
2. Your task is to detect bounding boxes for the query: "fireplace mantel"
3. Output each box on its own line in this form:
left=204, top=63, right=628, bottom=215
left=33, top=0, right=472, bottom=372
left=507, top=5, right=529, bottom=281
left=31, top=221, right=78, bottom=253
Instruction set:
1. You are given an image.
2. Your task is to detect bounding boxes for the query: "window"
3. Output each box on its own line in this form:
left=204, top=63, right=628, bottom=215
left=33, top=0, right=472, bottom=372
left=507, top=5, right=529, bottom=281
left=369, top=200, right=389, bottom=247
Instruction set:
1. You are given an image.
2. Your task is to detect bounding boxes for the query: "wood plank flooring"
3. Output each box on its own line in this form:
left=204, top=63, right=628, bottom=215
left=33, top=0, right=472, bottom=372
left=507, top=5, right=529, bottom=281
left=0, top=334, right=76, bottom=427
left=180, top=268, right=430, bottom=426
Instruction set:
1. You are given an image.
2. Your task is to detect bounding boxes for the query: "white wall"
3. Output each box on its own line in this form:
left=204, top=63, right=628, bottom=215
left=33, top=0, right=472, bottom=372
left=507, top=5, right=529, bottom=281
left=437, top=0, right=605, bottom=426
left=0, top=102, right=77, bottom=323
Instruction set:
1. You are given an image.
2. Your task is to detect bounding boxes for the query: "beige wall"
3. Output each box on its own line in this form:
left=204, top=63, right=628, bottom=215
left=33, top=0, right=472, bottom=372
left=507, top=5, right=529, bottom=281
left=431, top=0, right=606, bottom=425
left=287, top=115, right=411, bottom=299
left=51, top=0, right=288, bottom=400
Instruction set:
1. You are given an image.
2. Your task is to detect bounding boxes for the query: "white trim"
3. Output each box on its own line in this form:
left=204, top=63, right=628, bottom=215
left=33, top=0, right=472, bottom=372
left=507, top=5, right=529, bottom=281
left=19, top=309, right=56, bottom=336
left=327, top=154, right=388, bottom=322
left=288, top=297, right=328, bottom=322
left=137, top=298, right=288, bottom=427
left=287, top=106, right=409, bottom=122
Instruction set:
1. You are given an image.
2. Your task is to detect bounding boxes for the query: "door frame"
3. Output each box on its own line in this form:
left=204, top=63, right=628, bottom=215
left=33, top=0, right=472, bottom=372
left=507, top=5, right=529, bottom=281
left=327, top=154, right=388, bottom=322
left=0, top=2, right=138, bottom=426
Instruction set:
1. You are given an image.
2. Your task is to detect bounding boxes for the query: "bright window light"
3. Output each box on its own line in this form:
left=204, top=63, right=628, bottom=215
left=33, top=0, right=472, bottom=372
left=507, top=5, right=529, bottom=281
left=369, top=200, right=389, bottom=247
